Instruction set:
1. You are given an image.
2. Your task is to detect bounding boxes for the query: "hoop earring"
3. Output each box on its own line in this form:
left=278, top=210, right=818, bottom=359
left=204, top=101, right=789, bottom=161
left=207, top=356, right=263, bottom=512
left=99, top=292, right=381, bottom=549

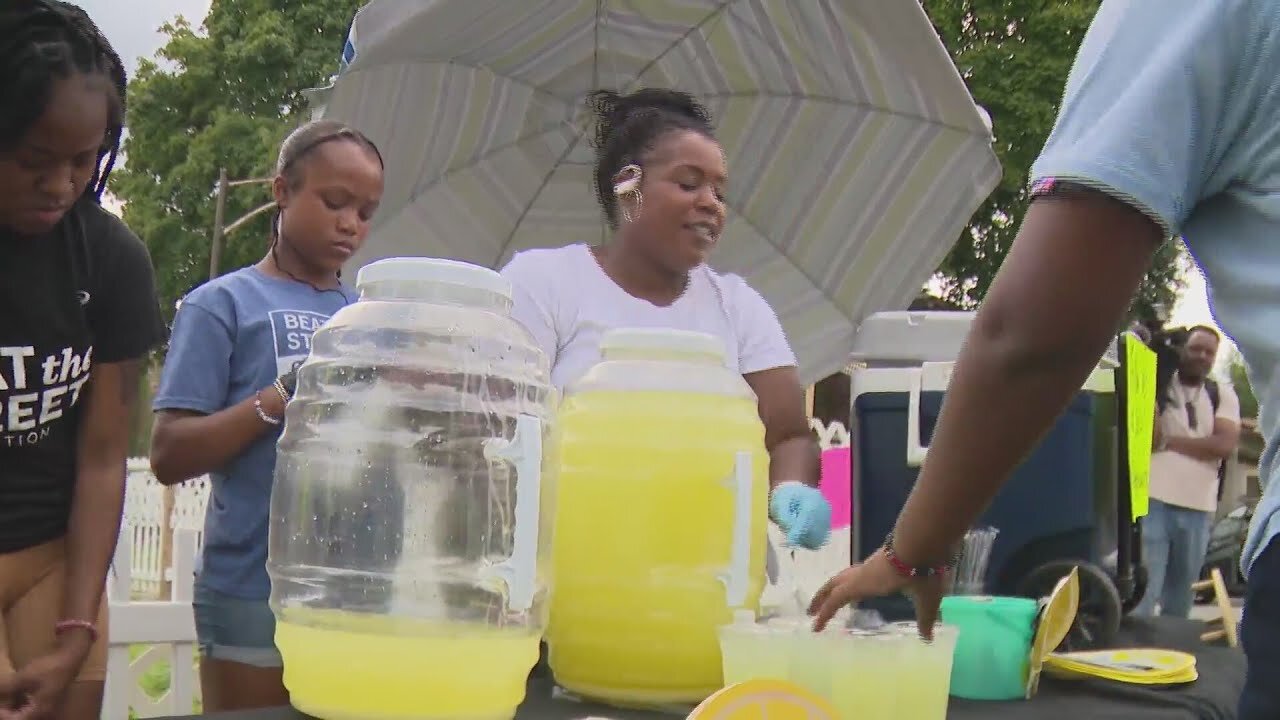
left=620, top=189, right=643, bottom=224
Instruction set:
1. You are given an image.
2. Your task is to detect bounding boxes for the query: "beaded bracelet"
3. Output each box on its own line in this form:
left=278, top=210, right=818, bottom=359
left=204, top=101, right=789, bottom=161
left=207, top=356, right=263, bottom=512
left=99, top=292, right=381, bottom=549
left=55, top=619, right=98, bottom=643
left=254, top=391, right=282, bottom=426
left=882, top=531, right=958, bottom=579
left=272, top=377, right=292, bottom=404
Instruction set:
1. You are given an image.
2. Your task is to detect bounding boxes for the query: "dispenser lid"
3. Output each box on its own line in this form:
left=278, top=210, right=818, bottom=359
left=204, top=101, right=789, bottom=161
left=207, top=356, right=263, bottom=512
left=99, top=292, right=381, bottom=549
left=355, top=257, right=511, bottom=300
left=599, top=328, right=726, bottom=361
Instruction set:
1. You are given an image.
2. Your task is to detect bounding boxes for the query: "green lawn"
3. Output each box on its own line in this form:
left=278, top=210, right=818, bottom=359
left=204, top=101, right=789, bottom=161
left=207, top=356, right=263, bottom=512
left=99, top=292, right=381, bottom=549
left=127, top=644, right=201, bottom=719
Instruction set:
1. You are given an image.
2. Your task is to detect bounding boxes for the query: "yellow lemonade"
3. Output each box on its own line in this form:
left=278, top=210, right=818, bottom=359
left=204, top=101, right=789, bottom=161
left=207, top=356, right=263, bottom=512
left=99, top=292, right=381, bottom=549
left=829, top=632, right=901, bottom=720
left=718, top=624, right=791, bottom=684
left=886, top=624, right=957, bottom=720
left=276, top=608, right=540, bottom=720
left=547, top=390, right=768, bottom=705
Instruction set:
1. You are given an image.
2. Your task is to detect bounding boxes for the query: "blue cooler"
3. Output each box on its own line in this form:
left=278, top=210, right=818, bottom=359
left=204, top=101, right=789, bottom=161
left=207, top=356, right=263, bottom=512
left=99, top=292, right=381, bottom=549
left=848, top=311, right=1116, bottom=621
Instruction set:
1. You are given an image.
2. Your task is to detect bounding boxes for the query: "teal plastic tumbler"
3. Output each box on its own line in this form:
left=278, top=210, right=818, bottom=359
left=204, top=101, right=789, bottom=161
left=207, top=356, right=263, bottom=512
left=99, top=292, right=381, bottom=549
left=939, top=595, right=1038, bottom=700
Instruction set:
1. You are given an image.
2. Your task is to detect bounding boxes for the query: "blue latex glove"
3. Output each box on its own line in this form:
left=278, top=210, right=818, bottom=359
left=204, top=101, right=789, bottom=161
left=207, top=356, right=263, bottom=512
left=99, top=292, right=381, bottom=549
left=769, top=482, right=832, bottom=550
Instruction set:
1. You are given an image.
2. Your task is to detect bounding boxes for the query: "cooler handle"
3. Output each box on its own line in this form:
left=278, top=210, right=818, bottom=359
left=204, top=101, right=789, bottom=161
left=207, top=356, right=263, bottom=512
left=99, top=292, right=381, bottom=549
left=482, top=413, right=542, bottom=612
left=906, top=362, right=952, bottom=467
left=718, top=451, right=754, bottom=608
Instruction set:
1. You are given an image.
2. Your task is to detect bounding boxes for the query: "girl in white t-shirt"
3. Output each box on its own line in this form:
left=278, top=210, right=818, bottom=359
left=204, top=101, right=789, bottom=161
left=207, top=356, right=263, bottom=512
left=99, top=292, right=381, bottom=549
left=501, top=88, right=831, bottom=550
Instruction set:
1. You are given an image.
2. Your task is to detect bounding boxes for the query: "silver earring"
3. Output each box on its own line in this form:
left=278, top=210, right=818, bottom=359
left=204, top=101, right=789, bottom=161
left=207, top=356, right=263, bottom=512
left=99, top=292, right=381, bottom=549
left=620, top=189, right=643, bottom=224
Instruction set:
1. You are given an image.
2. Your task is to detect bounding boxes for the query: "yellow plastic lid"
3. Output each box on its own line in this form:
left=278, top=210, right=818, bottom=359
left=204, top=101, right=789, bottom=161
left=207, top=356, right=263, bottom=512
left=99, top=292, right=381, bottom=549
left=1027, top=566, right=1080, bottom=698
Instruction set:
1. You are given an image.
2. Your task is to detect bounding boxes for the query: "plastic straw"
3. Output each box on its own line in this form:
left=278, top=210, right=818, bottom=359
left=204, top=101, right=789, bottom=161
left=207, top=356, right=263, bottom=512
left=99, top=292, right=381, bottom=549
left=949, top=527, right=1000, bottom=596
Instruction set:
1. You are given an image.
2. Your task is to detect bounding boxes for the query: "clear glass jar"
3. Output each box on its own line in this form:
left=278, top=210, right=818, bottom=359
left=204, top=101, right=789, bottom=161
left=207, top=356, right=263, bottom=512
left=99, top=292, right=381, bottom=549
left=268, top=257, right=553, bottom=720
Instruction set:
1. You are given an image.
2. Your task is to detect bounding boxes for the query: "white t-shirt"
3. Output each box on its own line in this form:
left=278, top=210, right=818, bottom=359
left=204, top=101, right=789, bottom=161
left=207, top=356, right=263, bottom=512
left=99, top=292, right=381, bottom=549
left=500, top=244, right=796, bottom=390
left=1149, top=373, right=1241, bottom=513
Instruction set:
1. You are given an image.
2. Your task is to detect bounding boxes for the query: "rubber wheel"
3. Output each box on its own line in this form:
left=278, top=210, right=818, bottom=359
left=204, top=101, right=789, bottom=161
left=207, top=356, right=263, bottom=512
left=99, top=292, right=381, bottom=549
left=1017, top=560, right=1122, bottom=651
left=1121, top=563, right=1148, bottom=616
left=1226, top=560, right=1248, bottom=597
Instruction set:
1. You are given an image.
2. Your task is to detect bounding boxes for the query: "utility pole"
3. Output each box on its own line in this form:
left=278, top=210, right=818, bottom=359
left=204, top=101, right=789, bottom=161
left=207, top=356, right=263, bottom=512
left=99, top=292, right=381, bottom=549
left=208, top=168, right=275, bottom=280
left=209, top=169, right=228, bottom=280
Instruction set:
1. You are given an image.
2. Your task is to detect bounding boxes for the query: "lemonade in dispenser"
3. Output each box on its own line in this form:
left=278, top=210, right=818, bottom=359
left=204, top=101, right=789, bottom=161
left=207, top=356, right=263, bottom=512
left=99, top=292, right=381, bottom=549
left=546, top=328, right=769, bottom=705
left=267, top=258, right=554, bottom=720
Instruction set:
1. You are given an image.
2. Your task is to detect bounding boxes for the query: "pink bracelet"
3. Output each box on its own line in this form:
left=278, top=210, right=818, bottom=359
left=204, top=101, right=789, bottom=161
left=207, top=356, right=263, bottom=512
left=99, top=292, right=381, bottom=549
left=54, top=619, right=98, bottom=643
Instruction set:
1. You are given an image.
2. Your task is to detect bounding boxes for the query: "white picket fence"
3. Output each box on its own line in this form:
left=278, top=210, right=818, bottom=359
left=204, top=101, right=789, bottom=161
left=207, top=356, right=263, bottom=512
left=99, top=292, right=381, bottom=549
left=122, top=459, right=208, bottom=598
left=106, top=421, right=853, bottom=718
left=106, top=526, right=200, bottom=718
left=107, top=461, right=207, bottom=718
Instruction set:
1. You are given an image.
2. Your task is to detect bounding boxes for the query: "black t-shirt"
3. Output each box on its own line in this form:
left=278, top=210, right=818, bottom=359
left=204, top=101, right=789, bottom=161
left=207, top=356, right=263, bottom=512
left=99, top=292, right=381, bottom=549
left=0, top=199, right=165, bottom=553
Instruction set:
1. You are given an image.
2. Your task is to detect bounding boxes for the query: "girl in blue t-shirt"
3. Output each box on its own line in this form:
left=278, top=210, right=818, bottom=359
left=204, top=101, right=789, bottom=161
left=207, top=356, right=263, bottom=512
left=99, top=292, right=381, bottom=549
left=150, top=120, right=384, bottom=711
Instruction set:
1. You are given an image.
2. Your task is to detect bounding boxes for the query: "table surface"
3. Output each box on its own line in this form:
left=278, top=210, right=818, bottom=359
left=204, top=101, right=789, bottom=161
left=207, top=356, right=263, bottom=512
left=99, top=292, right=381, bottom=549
left=158, top=616, right=1244, bottom=720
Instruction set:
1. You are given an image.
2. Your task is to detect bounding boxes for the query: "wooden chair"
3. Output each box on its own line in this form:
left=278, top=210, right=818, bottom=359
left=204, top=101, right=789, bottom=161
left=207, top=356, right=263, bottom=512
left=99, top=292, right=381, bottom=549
left=1191, top=568, right=1239, bottom=648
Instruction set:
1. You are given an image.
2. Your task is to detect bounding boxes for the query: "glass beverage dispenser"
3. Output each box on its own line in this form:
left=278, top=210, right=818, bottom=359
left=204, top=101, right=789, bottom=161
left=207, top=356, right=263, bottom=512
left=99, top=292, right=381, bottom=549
left=267, top=258, right=554, bottom=720
left=546, top=328, right=769, bottom=706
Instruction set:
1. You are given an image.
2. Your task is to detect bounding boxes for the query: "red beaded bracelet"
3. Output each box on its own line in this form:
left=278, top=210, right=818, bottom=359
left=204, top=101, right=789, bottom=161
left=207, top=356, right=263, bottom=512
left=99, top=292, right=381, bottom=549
left=882, top=531, right=956, bottom=579
left=54, top=619, right=98, bottom=643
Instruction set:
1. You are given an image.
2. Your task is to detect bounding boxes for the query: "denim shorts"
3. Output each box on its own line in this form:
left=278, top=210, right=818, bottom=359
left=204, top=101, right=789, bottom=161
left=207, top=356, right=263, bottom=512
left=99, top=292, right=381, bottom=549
left=192, top=580, right=283, bottom=668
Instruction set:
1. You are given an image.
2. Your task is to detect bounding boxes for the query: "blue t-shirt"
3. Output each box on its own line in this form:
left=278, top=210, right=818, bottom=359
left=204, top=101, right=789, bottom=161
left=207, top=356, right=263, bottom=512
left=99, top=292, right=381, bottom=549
left=153, top=267, right=358, bottom=599
left=1029, top=0, right=1280, bottom=577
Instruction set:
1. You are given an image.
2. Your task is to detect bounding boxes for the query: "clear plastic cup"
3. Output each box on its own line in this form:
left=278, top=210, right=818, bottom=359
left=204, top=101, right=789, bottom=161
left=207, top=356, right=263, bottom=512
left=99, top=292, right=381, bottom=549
left=788, top=630, right=838, bottom=697
left=890, top=622, right=958, bottom=719
left=718, top=613, right=791, bottom=684
left=830, top=629, right=900, bottom=720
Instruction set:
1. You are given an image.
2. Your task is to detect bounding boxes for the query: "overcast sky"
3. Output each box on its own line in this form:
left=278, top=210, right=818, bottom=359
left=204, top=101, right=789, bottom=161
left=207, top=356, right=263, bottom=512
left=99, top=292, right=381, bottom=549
left=79, top=0, right=213, bottom=78
left=78, top=0, right=209, bottom=213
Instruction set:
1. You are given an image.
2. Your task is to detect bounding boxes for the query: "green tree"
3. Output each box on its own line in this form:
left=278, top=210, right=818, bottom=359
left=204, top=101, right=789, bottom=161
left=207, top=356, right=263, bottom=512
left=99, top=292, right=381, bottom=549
left=113, top=0, right=363, bottom=321
left=923, top=0, right=1184, bottom=321
left=1228, top=352, right=1259, bottom=420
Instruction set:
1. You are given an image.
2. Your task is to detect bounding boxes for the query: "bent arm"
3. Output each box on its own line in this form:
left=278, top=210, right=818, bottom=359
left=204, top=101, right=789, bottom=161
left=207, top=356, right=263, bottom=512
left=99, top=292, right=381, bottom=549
left=150, top=390, right=283, bottom=485
left=150, top=297, right=283, bottom=485
left=890, top=193, right=1162, bottom=565
left=1168, top=418, right=1240, bottom=462
left=746, top=366, right=820, bottom=489
left=61, top=359, right=143, bottom=651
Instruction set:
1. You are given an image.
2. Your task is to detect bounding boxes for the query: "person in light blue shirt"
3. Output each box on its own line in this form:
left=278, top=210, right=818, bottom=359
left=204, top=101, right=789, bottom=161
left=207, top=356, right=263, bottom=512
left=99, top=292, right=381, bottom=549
left=149, top=120, right=384, bottom=712
left=807, top=1, right=1280, bottom=716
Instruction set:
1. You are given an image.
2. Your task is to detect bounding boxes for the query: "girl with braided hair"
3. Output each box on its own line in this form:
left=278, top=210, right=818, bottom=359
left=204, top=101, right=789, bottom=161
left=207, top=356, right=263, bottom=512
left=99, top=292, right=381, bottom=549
left=150, top=119, right=384, bottom=711
left=0, top=1, right=165, bottom=717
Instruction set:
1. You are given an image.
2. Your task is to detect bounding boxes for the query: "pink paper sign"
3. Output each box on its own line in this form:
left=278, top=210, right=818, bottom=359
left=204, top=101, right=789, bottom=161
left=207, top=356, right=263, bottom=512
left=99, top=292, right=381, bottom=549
left=820, top=447, right=852, bottom=529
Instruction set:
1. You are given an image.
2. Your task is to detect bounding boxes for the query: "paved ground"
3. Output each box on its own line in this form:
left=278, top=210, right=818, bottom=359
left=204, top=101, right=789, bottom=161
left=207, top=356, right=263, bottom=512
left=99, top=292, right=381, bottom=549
left=1190, top=596, right=1244, bottom=624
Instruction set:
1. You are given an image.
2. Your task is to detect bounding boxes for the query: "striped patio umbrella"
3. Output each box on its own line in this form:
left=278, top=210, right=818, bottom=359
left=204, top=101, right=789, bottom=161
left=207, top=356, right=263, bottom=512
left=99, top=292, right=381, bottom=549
left=310, top=0, right=1001, bottom=384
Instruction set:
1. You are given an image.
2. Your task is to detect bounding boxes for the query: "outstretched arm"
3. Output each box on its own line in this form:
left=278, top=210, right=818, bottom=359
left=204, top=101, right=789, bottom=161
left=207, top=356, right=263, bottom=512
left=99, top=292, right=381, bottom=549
left=890, top=190, right=1162, bottom=567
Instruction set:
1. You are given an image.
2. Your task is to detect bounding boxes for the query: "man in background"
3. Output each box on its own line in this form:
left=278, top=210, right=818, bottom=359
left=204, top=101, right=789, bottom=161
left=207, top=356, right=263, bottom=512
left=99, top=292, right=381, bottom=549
left=1138, top=325, right=1240, bottom=618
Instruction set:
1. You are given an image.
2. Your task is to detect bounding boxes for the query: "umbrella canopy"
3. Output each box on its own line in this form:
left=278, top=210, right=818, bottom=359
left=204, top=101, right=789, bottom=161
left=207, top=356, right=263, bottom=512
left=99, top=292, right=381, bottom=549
left=310, top=0, right=1000, bottom=384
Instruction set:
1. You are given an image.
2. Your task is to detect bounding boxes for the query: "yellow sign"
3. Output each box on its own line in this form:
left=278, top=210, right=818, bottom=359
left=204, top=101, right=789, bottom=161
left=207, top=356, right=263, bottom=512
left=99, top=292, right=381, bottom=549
left=687, top=680, right=837, bottom=720
left=1124, top=335, right=1157, bottom=520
